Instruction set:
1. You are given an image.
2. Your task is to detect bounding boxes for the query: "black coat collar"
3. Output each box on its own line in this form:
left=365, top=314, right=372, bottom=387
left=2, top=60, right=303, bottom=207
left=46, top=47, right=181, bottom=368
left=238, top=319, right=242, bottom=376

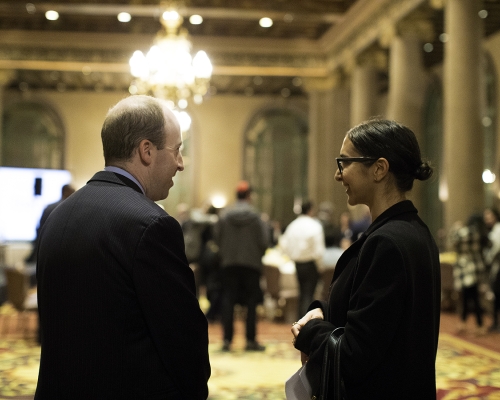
left=88, top=171, right=143, bottom=194
left=361, top=200, right=417, bottom=239
left=333, top=200, right=418, bottom=279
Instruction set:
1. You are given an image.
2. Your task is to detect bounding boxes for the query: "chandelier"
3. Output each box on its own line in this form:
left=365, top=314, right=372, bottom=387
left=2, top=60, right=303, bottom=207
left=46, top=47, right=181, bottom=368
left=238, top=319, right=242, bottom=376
left=129, top=4, right=213, bottom=109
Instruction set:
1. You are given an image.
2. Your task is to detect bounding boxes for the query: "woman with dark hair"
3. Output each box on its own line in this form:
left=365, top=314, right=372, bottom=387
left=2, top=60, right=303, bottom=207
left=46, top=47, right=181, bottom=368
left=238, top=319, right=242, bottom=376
left=291, top=120, right=441, bottom=399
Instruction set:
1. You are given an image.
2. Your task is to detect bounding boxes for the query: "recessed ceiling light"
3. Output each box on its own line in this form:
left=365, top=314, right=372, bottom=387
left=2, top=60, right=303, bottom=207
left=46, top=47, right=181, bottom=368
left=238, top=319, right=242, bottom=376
left=45, top=10, right=59, bottom=21
left=189, top=15, right=203, bottom=25
left=478, top=10, right=488, bottom=19
left=259, top=17, right=273, bottom=28
left=117, top=12, right=131, bottom=23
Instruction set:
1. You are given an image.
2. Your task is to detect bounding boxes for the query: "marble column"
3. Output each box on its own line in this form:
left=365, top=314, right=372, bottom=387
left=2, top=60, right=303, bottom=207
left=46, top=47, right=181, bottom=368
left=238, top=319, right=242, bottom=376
left=304, top=74, right=350, bottom=215
left=386, top=32, right=429, bottom=211
left=0, top=70, right=16, bottom=165
left=443, top=0, right=483, bottom=232
left=350, top=63, right=379, bottom=126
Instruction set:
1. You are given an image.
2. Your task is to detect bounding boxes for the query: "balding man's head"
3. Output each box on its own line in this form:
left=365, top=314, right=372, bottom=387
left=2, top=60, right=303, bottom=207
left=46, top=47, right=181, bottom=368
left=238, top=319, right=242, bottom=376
left=101, top=95, right=176, bottom=165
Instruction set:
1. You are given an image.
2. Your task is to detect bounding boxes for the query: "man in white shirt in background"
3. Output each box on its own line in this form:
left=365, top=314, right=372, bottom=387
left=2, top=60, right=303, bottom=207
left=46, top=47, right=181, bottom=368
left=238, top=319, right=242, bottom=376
left=280, top=201, right=325, bottom=320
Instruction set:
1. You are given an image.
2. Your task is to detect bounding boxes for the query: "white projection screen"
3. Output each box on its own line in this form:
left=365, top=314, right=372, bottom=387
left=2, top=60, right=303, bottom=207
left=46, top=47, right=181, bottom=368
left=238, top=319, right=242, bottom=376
left=0, top=167, right=72, bottom=242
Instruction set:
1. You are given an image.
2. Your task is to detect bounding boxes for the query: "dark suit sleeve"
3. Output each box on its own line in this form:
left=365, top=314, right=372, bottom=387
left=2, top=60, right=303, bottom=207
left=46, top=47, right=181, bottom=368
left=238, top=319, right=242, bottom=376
left=132, top=214, right=210, bottom=400
left=296, top=234, right=407, bottom=386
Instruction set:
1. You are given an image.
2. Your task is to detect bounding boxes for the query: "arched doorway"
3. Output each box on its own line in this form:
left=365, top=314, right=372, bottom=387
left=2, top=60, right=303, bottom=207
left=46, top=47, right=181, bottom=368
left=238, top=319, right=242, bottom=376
left=2, top=101, right=65, bottom=169
left=243, top=107, right=308, bottom=228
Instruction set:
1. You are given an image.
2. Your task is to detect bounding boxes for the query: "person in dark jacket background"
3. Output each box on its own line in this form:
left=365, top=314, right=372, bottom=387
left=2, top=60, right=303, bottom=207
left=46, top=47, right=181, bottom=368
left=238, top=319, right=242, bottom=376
left=214, top=180, right=269, bottom=352
left=291, top=119, right=441, bottom=399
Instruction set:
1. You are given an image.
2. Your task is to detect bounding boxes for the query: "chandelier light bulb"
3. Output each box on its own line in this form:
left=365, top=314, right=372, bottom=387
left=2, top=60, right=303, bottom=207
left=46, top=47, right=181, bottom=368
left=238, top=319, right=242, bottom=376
left=193, top=94, right=203, bottom=104
left=193, top=51, right=213, bottom=79
left=163, top=10, right=180, bottom=22
left=129, top=51, right=148, bottom=79
left=173, top=110, right=192, bottom=132
left=189, top=15, right=203, bottom=25
left=129, top=6, right=212, bottom=106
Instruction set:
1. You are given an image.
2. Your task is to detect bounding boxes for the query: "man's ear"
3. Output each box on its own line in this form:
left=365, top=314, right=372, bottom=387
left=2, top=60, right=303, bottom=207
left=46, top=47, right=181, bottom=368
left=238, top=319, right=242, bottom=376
left=373, top=157, right=390, bottom=182
left=138, top=139, right=153, bottom=165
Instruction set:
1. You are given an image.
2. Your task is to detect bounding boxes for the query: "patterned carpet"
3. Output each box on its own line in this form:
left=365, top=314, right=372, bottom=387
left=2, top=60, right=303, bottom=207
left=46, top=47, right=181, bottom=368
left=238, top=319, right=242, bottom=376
left=0, top=329, right=499, bottom=399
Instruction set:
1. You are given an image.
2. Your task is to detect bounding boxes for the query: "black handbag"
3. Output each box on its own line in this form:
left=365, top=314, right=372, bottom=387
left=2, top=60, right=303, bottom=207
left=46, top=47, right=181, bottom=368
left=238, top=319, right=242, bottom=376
left=317, top=327, right=345, bottom=400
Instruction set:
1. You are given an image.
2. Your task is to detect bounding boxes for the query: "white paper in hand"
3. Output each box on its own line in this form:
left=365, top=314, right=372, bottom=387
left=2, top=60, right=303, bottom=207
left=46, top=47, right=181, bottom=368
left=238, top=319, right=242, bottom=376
left=285, top=364, right=313, bottom=400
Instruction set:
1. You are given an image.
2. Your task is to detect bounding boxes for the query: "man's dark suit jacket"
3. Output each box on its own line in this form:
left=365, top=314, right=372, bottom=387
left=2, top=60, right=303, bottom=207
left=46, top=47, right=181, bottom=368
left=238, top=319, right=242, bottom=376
left=35, top=171, right=210, bottom=399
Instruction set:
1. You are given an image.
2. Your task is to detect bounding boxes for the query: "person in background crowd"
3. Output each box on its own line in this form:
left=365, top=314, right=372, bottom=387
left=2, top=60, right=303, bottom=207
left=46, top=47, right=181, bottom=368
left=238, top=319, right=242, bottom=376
left=280, top=201, right=325, bottom=320
left=214, top=180, right=269, bottom=352
left=291, top=119, right=440, bottom=399
left=450, top=214, right=489, bottom=335
left=350, top=205, right=371, bottom=240
left=35, top=95, right=210, bottom=399
left=199, top=206, right=223, bottom=323
left=25, top=184, right=75, bottom=263
left=317, top=201, right=337, bottom=248
left=338, top=210, right=353, bottom=250
left=483, top=207, right=500, bottom=332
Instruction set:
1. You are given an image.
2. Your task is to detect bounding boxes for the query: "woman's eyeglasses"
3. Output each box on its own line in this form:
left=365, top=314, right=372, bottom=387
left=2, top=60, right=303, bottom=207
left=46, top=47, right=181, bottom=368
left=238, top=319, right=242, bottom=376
left=335, top=157, right=378, bottom=174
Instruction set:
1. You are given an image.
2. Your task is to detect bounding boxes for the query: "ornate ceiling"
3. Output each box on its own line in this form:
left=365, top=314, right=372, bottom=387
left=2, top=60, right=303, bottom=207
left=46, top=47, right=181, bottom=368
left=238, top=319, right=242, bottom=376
left=0, top=0, right=499, bottom=97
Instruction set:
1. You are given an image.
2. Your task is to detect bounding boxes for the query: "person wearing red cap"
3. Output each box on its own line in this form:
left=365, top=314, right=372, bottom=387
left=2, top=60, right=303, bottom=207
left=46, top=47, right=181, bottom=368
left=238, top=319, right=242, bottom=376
left=214, top=181, right=270, bottom=351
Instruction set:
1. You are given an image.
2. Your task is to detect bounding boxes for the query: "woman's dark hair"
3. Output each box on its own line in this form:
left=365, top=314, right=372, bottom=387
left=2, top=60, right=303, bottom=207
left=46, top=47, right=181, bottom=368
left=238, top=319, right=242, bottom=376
left=347, top=119, right=433, bottom=192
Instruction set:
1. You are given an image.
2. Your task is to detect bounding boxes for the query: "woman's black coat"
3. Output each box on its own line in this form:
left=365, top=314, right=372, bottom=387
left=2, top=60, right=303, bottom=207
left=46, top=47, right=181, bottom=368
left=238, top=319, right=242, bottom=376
left=295, top=201, right=441, bottom=399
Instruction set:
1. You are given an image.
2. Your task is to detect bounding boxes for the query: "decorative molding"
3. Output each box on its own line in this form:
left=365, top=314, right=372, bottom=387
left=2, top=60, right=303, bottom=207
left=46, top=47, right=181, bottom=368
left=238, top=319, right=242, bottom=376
left=0, top=3, right=344, bottom=24
left=302, top=71, right=344, bottom=92
left=428, top=0, right=446, bottom=10
left=0, top=69, right=15, bottom=86
left=357, top=48, right=388, bottom=70
left=320, top=0, right=427, bottom=72
left=397, top=10, right=435, bottom=42
left=0, top=39, right=328, bottom=78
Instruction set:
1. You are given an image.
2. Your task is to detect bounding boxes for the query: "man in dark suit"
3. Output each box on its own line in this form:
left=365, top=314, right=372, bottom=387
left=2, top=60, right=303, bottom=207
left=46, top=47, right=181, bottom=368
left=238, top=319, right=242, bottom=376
left=35, top=95, right=211, bottom=399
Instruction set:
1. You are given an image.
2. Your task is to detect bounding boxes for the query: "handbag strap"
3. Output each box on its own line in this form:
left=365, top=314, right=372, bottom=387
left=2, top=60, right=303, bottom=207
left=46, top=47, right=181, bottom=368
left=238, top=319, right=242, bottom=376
left=319, top=327, right=344, bottom=400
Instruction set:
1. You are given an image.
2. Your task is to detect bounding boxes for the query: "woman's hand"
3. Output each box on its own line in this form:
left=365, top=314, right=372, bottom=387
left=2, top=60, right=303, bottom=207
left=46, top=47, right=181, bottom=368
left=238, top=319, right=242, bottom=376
left=291, top=308, right=324, bottom=340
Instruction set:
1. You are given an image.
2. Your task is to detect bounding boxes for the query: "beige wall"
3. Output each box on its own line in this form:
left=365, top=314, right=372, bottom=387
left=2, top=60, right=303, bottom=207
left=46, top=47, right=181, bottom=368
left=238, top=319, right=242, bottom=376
left=3, top=90, right=307, bottom=216
left=4, top=90, right=125, bottom=190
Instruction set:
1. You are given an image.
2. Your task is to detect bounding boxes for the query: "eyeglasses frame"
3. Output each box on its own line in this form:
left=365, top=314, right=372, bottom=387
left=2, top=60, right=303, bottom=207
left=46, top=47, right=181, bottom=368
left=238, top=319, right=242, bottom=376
left=335, top=157, right=379, bottom=174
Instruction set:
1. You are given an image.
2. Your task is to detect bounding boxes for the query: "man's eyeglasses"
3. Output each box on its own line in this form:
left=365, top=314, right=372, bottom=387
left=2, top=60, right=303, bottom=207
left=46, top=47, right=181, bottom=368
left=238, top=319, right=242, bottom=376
left=335, top=157, right=378, bottom=174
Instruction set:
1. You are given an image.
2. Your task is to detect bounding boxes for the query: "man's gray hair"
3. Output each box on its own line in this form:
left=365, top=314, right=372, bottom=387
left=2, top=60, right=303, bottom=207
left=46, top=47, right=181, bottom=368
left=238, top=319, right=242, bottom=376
left=101, top=95, right=167, bottom=164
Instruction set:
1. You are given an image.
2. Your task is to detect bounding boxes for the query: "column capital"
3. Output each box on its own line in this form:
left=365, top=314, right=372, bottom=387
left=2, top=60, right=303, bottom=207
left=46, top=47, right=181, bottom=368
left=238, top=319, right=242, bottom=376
left=378, top=19, right=398, bottom=49
left=429, top=0, right=446, bottom=10
left=0, top=69, right=16, bottom=87
left=396, top=11, right=435, bottom=43
left=357, top=47, right=388, bottom=70
left=302, top=71, right=343, bottom=92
